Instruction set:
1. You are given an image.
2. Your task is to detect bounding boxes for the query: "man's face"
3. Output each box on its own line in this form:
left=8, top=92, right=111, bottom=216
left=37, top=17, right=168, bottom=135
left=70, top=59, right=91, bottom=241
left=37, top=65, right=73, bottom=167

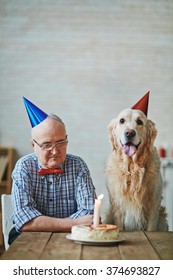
left=31, top=117, right=67, bottom=169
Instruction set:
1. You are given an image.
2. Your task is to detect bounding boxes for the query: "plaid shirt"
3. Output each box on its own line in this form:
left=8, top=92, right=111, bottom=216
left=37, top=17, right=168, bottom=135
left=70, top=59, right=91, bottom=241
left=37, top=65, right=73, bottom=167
left=11, top=153, right=95, bottom=231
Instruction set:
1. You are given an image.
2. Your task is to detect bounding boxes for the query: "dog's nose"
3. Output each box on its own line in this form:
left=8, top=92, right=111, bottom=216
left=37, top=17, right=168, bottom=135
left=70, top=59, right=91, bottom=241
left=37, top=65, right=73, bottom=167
left=125, top=129, right=136, bottom=139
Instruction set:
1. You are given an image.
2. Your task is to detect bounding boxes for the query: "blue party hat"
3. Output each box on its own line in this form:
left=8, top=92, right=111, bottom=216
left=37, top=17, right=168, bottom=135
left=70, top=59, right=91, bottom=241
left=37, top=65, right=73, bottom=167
left=23, top=97, right=48, bottom=127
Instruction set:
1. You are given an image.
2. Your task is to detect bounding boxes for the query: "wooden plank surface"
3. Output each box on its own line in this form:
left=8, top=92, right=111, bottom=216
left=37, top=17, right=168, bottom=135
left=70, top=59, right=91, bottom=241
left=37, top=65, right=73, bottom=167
left=119, top=231, right=160, bottom=260
left=82, top=244, right=121, bottom=260
left=40, top=233, right=82, bottom=260
left=1, top=232, right=51, bottom=260
left=145, top=231, right=173, bottom=260
left=1, top=231, right=173, bottom=260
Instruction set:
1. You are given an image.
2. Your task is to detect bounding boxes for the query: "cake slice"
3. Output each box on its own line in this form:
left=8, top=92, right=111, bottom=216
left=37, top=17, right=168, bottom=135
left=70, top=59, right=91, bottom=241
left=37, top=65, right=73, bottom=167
left=71, top=224, right=119, bottom=241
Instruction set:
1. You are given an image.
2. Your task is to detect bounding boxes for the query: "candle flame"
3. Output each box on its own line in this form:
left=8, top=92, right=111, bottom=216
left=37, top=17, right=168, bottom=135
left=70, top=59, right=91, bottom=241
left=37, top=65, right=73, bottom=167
left=98, top=194, right=104, bottom=200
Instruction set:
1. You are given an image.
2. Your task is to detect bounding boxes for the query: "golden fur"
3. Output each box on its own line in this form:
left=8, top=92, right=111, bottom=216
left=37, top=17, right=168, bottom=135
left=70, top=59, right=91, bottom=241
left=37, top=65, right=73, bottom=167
left=105, top=108, right=168, bottom=231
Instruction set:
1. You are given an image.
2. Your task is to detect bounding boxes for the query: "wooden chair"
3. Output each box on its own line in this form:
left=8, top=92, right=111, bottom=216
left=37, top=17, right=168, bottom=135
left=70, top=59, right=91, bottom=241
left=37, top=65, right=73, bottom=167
left=1, top=194, right=13, bottom=250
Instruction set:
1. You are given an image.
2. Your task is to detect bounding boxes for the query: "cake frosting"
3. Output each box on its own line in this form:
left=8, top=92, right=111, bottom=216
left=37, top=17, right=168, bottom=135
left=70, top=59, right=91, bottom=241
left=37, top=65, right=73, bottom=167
left=71, top=224, right=119, bottom=241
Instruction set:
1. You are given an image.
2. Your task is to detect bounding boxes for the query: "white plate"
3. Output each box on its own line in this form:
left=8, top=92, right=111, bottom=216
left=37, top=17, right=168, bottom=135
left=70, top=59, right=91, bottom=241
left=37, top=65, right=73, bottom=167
left=66, top=234, right=125, bottom=246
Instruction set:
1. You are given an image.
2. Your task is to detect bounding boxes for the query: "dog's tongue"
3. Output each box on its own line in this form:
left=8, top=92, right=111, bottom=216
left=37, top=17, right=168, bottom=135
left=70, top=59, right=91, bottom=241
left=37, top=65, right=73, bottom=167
left=122, top=144, right=137, bottom=156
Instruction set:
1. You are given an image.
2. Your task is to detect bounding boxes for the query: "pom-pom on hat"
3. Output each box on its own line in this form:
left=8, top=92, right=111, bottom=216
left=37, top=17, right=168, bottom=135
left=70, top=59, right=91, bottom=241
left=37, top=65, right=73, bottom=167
left=131, top=91, right=150, bottom=116
left=23, top=97, right=48, bottom=127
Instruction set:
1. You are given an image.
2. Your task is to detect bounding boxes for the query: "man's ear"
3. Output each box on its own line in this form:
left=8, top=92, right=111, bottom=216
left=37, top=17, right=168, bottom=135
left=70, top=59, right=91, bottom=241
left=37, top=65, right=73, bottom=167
left=29, top=139, right=34, bottom=148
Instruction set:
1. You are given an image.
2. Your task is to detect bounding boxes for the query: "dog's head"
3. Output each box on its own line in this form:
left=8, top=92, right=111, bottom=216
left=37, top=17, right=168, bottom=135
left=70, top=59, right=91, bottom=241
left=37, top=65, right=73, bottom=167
left=108, top=108, right=157, bottom=157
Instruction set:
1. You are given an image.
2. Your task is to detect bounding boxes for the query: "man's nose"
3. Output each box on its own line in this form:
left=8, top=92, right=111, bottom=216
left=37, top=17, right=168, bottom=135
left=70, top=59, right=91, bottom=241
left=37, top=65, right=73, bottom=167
left=50, top=144, right=59, bottom=153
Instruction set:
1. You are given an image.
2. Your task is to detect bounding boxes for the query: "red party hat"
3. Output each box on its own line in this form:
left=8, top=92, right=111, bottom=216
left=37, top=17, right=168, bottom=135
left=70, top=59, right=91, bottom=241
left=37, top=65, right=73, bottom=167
left=131, top=91, right=150, bottom=116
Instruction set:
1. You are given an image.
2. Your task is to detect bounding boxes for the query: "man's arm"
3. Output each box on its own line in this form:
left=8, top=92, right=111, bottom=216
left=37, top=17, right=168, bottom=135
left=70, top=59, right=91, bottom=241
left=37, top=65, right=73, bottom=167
left=21, top=214, right=93, bottom=232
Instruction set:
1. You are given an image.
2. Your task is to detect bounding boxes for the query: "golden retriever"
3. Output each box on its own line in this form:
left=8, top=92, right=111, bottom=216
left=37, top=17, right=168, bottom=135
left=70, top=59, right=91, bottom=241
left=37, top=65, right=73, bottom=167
left=105, top=108, right=168, bottom=231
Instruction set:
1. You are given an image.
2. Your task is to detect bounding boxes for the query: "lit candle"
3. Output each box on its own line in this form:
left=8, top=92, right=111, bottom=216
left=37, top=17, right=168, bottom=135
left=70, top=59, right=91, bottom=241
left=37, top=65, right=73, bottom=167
left=93, top=194, right=104, bottom=228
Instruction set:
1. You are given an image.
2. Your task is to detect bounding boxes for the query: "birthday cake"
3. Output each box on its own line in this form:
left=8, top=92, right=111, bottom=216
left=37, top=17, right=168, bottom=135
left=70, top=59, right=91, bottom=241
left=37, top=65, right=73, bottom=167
left=71, top=224, right=119, bottom=241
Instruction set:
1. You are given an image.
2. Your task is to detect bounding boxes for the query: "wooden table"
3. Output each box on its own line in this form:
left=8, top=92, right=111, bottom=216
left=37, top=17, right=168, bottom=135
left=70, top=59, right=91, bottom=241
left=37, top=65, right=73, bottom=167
left=1, top=231, right=173, bottom=260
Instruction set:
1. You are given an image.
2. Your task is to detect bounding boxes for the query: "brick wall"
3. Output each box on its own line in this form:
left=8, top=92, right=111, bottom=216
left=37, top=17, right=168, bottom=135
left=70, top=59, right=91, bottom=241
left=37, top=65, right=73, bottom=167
left=0, top=0, right=173, bottom=217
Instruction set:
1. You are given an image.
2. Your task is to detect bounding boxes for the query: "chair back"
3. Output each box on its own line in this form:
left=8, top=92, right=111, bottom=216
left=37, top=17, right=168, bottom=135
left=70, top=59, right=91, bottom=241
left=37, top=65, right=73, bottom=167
left=1, top=194, right=13, bottom=250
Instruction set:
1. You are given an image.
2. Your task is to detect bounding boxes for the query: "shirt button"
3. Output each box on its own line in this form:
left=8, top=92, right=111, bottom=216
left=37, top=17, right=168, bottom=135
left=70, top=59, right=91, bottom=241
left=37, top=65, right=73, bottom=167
left=49, top=199, right=53, bottom=202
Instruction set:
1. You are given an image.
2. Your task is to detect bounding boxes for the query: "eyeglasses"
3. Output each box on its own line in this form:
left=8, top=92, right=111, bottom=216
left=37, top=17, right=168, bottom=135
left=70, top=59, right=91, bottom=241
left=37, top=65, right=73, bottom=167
left=33, top=135, right=68, bottom=151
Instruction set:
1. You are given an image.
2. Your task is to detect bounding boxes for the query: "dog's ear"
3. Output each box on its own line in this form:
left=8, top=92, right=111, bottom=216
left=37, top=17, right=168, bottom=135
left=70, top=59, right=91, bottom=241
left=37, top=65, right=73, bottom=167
left=146, top=119, right=157, bottom=151
left=108, top=119, right=118, bottom=151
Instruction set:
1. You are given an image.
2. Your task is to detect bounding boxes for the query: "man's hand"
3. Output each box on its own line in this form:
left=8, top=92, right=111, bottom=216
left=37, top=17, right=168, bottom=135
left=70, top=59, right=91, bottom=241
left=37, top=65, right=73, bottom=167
left=75, top=215, right=93, bottom=226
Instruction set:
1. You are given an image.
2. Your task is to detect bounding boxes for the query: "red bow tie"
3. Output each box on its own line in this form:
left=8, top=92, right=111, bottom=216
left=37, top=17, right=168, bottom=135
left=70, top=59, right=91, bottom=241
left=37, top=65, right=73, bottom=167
left=38, top=168, right=64, bottom=176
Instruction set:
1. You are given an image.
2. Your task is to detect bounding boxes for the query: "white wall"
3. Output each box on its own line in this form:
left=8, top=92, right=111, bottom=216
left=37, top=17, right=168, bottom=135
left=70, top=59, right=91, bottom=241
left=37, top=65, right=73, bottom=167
left=0, top=0, right=173, bottom=219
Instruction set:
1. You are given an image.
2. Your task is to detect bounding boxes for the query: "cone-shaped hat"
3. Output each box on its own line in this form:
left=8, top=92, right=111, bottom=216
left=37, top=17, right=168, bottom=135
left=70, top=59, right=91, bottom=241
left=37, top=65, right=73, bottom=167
left=131, top=91, right=150, bottom=116
left=23, top=97, right=48, bottom=127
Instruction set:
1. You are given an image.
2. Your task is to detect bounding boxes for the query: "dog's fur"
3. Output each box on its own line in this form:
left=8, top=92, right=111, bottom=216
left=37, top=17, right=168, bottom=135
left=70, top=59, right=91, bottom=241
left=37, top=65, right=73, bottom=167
left=105, top=108, right=168, bottom=231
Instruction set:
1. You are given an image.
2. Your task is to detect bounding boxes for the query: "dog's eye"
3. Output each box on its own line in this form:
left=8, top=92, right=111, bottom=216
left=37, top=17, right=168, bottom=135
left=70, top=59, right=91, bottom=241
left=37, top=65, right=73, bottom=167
left=120, top=118, right=125, bottom=124
left=136, top=119, right=143, bottom=125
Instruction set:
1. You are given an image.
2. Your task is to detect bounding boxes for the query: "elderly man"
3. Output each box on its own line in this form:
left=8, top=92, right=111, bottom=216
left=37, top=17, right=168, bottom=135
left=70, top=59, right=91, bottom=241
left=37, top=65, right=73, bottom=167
left=9, top=98, right=95, bottom=244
